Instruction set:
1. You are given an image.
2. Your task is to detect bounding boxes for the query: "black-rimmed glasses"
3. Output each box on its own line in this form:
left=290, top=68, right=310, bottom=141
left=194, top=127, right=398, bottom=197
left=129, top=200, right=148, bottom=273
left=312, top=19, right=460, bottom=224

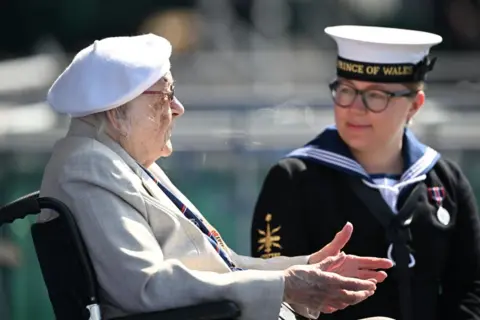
left=329, top=80, right=417, bottom=113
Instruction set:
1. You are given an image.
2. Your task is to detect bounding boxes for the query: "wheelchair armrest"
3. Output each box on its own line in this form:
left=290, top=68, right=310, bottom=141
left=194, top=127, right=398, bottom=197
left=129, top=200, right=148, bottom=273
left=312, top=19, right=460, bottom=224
left=114, top=300, right=241, bottom=320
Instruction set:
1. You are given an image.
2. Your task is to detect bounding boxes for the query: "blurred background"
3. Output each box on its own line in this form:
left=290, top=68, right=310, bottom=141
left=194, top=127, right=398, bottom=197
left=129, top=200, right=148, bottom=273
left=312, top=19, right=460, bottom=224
left=0, top=0, right=480, bottom=319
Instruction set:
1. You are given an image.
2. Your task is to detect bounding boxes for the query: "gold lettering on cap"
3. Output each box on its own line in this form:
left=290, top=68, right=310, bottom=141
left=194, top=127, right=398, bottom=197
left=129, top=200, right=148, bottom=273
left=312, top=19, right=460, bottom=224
left=366, top=66, right=380, bottom=75
left=336, top=56, right=419, bottom=80
left=382, top=66, right=413, bottom=76
left=337, top=60, right=364, bottom=74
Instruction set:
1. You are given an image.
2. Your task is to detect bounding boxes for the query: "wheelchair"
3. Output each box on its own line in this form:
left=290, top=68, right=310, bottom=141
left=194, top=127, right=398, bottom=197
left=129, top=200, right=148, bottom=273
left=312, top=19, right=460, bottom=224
left=0, top=191, right=241, bottom=320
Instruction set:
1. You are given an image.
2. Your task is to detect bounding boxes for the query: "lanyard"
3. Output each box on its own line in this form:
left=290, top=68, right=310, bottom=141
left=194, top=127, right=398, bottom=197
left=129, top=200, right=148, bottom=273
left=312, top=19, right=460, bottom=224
left=141, top=167, right=242, bottom=271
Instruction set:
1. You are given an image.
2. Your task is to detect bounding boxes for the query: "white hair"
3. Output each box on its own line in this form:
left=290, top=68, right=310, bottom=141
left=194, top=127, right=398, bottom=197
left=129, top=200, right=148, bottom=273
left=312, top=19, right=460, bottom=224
left=80, top=103, right=133, bottom=140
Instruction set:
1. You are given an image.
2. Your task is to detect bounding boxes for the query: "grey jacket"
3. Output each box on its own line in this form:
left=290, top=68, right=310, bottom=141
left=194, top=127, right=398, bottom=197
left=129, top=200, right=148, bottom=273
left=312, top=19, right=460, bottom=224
left=38, top=118, right=311, bottom=320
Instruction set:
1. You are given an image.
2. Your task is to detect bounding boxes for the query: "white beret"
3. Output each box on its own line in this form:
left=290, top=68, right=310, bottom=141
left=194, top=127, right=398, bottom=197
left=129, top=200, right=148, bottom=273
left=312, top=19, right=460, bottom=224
left=325, top=25, right=443, bottom=83
left=47, top=33, right=172, bottom=117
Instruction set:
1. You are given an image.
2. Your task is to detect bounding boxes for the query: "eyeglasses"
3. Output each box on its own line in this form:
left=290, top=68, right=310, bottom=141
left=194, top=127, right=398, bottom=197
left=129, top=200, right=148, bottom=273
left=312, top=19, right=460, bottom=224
left=143, top=85, right=175, bottom=102
left=328, top=80, right=417, bottom=113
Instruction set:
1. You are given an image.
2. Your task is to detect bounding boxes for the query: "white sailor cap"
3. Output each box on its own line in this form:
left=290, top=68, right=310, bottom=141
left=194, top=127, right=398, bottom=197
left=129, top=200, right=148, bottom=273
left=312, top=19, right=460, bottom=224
left=324, top=25, right=443, bottom=83
left=47, top=33, right=172, bottom=117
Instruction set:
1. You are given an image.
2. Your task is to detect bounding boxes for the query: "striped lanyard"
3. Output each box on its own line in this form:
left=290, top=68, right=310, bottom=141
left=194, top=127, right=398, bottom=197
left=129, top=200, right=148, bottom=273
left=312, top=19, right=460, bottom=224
left=141, top=167, right=242, bottom=271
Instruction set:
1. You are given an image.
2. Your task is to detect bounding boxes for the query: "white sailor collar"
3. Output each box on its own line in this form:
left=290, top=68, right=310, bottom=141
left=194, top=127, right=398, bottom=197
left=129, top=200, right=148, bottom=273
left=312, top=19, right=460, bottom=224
left=287, top=125, right=440, bottom=183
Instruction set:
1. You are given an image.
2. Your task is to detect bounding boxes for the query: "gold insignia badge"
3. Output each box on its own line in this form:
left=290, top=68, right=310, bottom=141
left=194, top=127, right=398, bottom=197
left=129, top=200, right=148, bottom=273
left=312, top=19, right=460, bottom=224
left=257, top=213, right=282, bottom=258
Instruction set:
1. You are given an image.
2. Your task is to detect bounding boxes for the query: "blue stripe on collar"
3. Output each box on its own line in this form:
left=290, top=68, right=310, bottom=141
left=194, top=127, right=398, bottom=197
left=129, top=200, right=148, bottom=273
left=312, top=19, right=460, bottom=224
left=401, top=129, right=440, bottom=180
left=286, top=125, right=440, bottom=182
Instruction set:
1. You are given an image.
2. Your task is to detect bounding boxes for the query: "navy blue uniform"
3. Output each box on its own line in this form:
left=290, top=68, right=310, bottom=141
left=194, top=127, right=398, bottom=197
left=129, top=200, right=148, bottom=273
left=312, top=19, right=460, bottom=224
left=251, top=126, right=480, bottom=320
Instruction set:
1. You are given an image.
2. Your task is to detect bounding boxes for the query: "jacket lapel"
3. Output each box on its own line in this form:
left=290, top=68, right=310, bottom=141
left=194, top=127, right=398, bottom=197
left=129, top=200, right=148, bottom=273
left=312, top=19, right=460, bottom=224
left=148, top=164, right=199, bottom=212
left=137, top=168, right=183, bottom=215
left=148, top=163, right=218, bottom=231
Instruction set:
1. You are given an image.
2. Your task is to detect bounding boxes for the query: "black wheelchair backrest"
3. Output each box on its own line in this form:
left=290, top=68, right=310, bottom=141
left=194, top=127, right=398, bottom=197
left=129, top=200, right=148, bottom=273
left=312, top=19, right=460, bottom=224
left=0, top=191, right=100, bottom=320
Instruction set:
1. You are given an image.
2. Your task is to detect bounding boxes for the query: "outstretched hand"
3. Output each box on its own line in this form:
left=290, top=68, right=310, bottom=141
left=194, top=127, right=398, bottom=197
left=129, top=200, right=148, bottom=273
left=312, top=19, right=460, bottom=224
left=308, top=222, right=393, bottom=283
left=304, top=222, right=393, bottom=314
left=308, top=222, right=354, bottom=265
left=311, top=252, right=392, bottom=314
left=284, top=253, right=378, bottom=314
left=322, top=253, right=392, bottom=284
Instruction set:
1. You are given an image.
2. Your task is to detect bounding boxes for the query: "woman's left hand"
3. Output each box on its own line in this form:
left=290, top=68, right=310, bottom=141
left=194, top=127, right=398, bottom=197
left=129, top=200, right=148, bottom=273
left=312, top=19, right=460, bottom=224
left=307, top=222, right=392, bottom=284
left=308, top=222, right=354, bottom=265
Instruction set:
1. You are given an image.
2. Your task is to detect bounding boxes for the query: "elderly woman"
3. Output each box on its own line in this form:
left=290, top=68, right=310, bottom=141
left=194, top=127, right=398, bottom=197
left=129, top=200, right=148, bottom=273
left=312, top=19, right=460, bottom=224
left=38, top=34, right=392, bottom=320
left=251, top=25, right=480, bottom=320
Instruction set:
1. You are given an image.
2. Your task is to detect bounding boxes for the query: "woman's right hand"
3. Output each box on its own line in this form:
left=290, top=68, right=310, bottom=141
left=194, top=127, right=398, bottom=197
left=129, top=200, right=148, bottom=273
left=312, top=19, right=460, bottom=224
left=283, top=252, right=378, bottom=313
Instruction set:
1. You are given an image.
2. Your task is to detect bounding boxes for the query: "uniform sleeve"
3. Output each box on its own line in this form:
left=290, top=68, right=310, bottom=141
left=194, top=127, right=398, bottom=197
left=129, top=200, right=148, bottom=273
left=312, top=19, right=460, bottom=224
left=439, top=162, right=480, bottom=319
left=250, top=160, right=311, bottom=259
left=43, top=148, right=286, bottom=320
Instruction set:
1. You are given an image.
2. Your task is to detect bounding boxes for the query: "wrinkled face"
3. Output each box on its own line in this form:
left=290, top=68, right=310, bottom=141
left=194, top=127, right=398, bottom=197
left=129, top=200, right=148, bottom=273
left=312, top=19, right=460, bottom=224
left=331, top=78, right=424, bottom=153
left=111, top=71, right=185, bottom=164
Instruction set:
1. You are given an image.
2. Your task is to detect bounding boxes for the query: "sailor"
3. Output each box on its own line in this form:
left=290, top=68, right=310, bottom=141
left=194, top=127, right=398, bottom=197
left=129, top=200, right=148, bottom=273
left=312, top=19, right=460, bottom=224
left=250, top=25, right=480, bottom=320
